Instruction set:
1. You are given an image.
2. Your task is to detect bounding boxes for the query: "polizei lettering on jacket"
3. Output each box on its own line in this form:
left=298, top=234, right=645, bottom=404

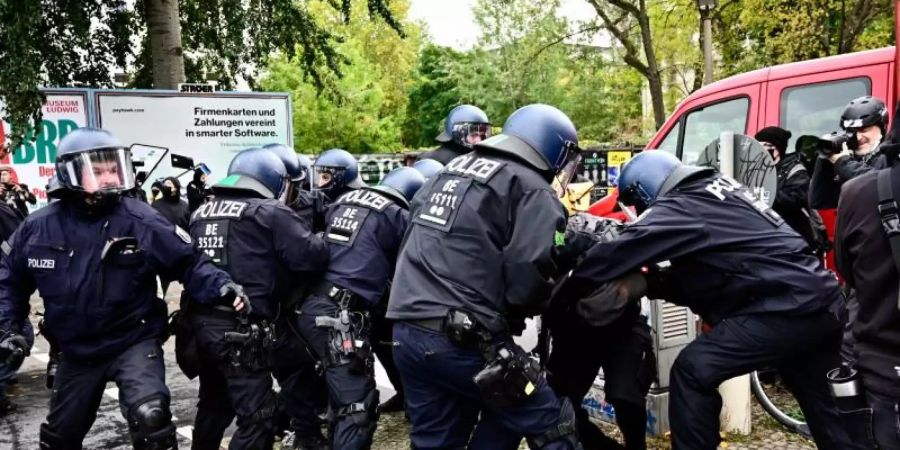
left=192, top=199, right=248, bottom=220
left=705, top=175, right=783, bottom=226
left=337, top=189, right=392, bottom=212
left=445, top=154, right=504, bottom=182
left=28, top=258, right=55, bottom=269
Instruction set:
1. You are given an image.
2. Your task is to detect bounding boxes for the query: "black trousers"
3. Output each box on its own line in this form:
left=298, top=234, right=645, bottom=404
left=43, top=338, right=172, bottom=446
left=371, top=311, right=404, bottom=402
left=189, top=311, right=276, bottom=450
left=547, top=313, right=654, bottom=450
left=295, top=295, right=378, bottom=450
left=268, top=315, right=328, bottom=437
left=669, top=310, right=854, bottom=450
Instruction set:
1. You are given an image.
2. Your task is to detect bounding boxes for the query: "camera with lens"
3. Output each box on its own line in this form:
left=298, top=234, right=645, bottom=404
left=796, top=131, right=858, bottom=163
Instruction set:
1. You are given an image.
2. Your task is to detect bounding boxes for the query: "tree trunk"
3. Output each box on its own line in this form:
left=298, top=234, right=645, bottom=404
left=647, top=70, right=666, bottom=130
left=144, top=0, right=185, bottom=89
left=637, top=0, right=666, bottom=128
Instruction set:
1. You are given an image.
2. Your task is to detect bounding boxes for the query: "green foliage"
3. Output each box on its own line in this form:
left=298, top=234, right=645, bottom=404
left=260, top=0, right=419, bottom=154
left=0, top=0, right=403, bottom=152
left=401, top=45, right=470, bottom=148
left=0, top=0, right=133, bottom=151
left=428, top=0, right=644, bottom=144
left=715, top=0, right=893, bottom=77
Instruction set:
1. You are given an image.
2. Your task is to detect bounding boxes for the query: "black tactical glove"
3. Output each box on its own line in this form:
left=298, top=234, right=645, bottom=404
left=0, top=332, right=28, bottom=367
left=220, top=282, right=250, bottom=315
left=556, top=213, right=624, bottom=273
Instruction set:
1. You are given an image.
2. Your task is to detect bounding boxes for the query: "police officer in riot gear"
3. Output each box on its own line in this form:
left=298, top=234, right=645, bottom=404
left=0, top=127, right=244, bottom=450
left=306, top=149, right=366, bottom=233
left=417, top=105, right=492, bottom=165
left=256, top=143, right=331, bottom=447
left=261, top=143, right=318, bottom=229
left=186, top=147, right=329, bottom=450
left=561, top=151, right=855, bottom=450
left=388, top=104, right=584, bottom=449
left=810, top=95, right=891, bottom=209
left=313, top=149, right=366, bottom=203
left=289, top=166, right=424, bottom=449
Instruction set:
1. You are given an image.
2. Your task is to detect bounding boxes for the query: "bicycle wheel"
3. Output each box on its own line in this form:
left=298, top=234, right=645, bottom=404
left=750, top=369, right=812, bottom=438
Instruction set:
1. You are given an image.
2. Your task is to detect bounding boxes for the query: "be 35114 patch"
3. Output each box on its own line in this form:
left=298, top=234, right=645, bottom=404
left=326, top=205, right=371, bottom=246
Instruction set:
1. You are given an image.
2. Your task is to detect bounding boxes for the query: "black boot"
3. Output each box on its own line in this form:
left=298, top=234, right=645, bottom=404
left=377, top=393, right=405, bottom=414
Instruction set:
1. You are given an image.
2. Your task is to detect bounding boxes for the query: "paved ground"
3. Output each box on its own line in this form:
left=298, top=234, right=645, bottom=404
left=0, top=288, right=818, bottom=449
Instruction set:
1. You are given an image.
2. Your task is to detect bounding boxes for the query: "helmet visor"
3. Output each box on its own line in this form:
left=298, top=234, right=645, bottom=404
left=62, top=148, right=135, bottom=194
left=551, top=142, right=583, bottom=197
left=452, top=122, right=493, bottom=148
left=313, top=165, right=347, bottom=192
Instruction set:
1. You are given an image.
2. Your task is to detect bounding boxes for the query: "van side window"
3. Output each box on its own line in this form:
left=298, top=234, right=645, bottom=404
left=681, top=98, right=749, bottom=164
left=657, top=125, right=680, bottom=157
left=780, top=78, right=871, bottom=152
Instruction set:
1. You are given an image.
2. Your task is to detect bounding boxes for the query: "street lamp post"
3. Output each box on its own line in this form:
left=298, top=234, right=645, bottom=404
left=698, top=0, right=717, bottom=86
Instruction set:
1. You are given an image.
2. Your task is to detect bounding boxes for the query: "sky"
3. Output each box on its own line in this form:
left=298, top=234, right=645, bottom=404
left=407, top=0, right=601, bottom=50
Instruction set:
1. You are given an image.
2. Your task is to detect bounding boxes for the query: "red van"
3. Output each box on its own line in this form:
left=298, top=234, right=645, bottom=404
left=593, top=46, right=898, bottom=269
left=646, top=46, right=894, bottom=164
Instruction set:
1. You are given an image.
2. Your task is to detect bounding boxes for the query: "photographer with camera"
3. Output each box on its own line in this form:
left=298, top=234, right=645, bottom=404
left=0, top=168, right=36, bottom=217
left=810, top=96, right=890, bottom=209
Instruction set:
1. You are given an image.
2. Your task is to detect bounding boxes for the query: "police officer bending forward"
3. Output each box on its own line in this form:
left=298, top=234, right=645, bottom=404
left=0, top=128, right=243, bottom=450
left=186, top=147, right=329, bottom=450
left=560, top=151, right=856, bottom=450
left=387, top=104, right=585, bottom=449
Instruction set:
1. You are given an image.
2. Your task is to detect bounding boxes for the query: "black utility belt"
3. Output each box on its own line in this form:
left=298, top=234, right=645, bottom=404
left=407, top=309, right=494, bottom=350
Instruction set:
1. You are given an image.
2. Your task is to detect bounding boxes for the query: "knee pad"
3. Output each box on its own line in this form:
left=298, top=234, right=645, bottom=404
left=128, top=396, right=176, bottom=450
left=526, top=397, right=583, bottom=450
left=334, top=388, right=379, bottom=447
left=39, top=424, right=81, bottom=450
left=336, top=388, right=379, bottom=425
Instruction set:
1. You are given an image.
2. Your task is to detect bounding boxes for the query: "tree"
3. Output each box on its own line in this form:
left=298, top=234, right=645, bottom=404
left=260, top=0, right=419, bottom=154
left=586, top=0, right=667, bottom=129
left=461, top=0, right=643, bottom=143
left=402, top=45, right=469, bottom=148
left=714, top=0, right=893, bottom=77
left=0, top=0, right=403, bottom=152
left=144, top=0, right=186, bottom=88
